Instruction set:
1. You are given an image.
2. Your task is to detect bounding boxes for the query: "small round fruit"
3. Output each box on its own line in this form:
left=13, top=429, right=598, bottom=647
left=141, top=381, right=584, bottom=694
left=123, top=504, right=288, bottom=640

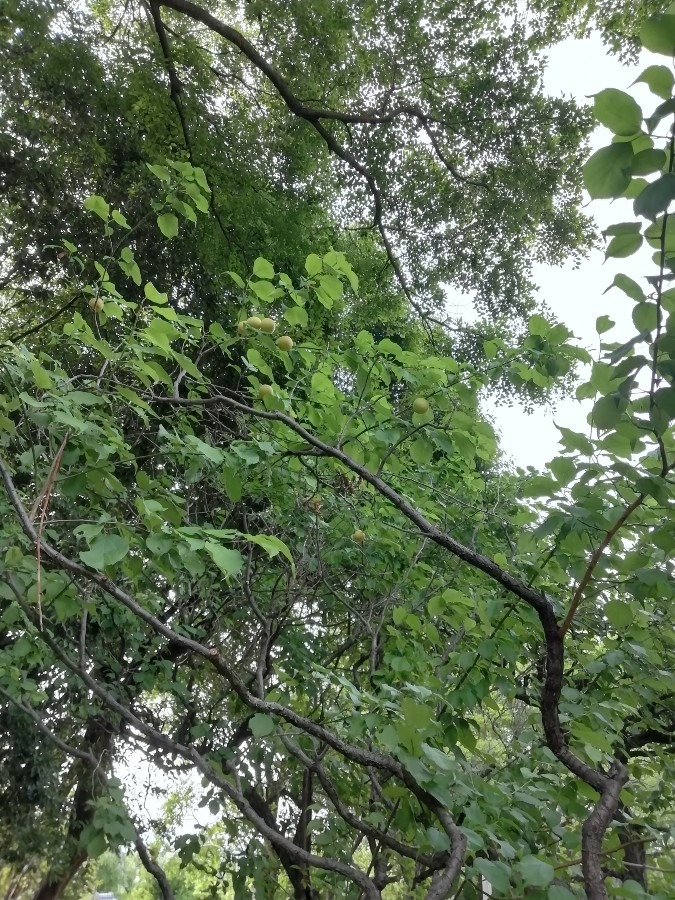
left=276, top=335, right=294, bottom=352
left=412, top=397, right=429, bottom=415
left=236, top=321, right=246, bottom=336
left=88, top=297, right=104, bottom=313
left=352, top=529, right=366, bottom=543
left=260, top=317, right=276, bottom=334
left=258, top=384, right=274, bottom=399
left=246, top=316, right=262, bottom=329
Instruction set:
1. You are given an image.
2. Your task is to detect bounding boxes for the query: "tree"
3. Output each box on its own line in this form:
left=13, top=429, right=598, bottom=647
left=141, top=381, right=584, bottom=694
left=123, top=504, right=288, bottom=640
left=0, top=0, right=596, bottom=338
left=2, top=3, right=675, bottom=900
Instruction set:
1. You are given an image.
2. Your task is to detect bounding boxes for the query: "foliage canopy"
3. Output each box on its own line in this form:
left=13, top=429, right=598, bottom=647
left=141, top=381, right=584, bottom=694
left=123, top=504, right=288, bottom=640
left=0, top=3, right=674, bottom=900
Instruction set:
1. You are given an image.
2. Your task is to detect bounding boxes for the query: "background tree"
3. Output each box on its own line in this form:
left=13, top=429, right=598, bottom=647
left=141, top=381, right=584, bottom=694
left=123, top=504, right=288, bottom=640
left=1, top=3, right=675, bottom=900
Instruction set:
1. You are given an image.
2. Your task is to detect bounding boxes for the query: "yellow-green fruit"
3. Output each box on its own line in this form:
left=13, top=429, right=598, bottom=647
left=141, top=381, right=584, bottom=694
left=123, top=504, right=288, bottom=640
left=88, top=297, right=104, bottom=313
left=412, top=397, right=429, bottom=415
left=352, top=529, right=366, bottom=543
left=260, top=317, right=276, bottom=334
left=276, top=335, right=294, bottom=352
left=246, top=316, right=262, bottom=329
left=236, top=321, right=246, bottom=336
left=258, top=384, right=274, bottom=399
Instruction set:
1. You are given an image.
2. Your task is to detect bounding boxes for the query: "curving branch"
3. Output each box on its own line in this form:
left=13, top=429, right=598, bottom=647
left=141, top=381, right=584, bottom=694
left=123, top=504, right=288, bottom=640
left=0, top=456, right=465, bottom=896
left=152, top=0, right=483, bottom=317
left=7, top=594, right=383, bottom=899
left=0, top=391, right=627, bottom=900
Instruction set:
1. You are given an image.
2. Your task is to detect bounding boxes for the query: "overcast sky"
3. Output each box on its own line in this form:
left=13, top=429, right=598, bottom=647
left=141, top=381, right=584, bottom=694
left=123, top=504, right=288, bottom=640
left=484, top=36, right=652, bottom=470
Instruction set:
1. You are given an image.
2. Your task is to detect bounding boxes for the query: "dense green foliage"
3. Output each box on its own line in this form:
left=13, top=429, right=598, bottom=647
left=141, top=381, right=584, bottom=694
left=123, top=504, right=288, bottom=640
left=1, top=2, right=675, bottom=900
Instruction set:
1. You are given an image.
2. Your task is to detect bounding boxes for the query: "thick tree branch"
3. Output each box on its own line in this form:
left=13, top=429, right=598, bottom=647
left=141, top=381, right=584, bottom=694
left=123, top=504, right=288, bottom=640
left=146, top=392, right=551, bottom=614
left=581, top=763, right=628, bottom=900
left=279, top=734, right=449, bottom=874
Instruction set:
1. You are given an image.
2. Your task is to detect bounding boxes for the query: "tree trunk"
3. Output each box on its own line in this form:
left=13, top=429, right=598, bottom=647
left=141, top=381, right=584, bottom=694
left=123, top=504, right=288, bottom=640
left=31, top=853, right=87, bottom=900
left=31, top=718, right=114, bottom=900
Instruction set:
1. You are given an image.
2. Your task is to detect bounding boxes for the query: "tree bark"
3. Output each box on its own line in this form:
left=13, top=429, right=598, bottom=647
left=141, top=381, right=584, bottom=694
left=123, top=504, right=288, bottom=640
left=31, top=718, right=114, bottom=900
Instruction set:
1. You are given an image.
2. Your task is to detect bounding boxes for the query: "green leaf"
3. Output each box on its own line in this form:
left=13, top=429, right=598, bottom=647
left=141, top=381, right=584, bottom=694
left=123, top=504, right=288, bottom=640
left=548, top=887, right=576, bottom=900
left=31, top=359, right=53, bottom=389
left=605, top=599, right=634, bottom=629
left=528, top=314, right=551, bottom=336
left=227, top=270, right=245, bottom=288
left=421, top=743, right=453, bottom=771
left=518, top=856, right=554, bottom=888
left=399, top=697, right=433, bottom=730
left=79, top=535, right=129, bottom=570
left=592, top=393, right=626, bottom=430
left=253, top=257, right=275, bottom=279
left=185, top=434, right=225, bottom=464
left=183, top=182, right=209, bottom=213
left=319, top=274, right=343, bottom=301
left=623, top=177, right=648, bottom=199
left=392, top=606, right=408, bottom=626
left=631, top=148, right=666, bottom=176
left=645, top=214, right=675, bottom=252
left=305, top=253, right=322, bottom=276
left=596, top=315, right=615, bottom=334
left=249, top=713, right=275, bottom=737
left=204, top=542, right=244, bottom=577
left=410, top=437, right=433, bottom=465
left=250, top=280, right=276, bottom=302
left=157, top=212, right=179, bottom=238
left=244, top=533, right=294, bottom=569
left=640, top=14, right=675, bottom=56
left=634, top=173, right=675, bottom=221
left=521, top=476, right=557, bottom=498
left=144, top=282, right=168, bottom=305
left=428, top=594, right=446, bottom=616
left=247, top=347, right=273, bottom=378
left=632, top=302, right=657, bottom=333
left=557, top=426, right=594, bottom=455
left=474, top=859, right=511, bottom=894
left=604, top=274, right=645, bottom=302
left=583, top=143, right=633, bottom=199
left=53, top=593, right=81, bottom=621
left=605, top=231, right=642, bottom=259
left=192, top=167, right=210, bottom=192
left=593, top=89, right=642, bottom=136
left=85, top=831, right=108, bottom=858
left=646, top=97, right=675, bottom=134
left=284, top=306, right=308, bottom=328
left=221, top=467, right=242, bottom=503
left=548, top=455, right=576, bottom=484
left=147, top=164, right=171, bottom=182
left=84, top=195, right=110, bottom=221
left=633, top=65, right=675, bottom=100
left=111, top=209, right=130, bottom=229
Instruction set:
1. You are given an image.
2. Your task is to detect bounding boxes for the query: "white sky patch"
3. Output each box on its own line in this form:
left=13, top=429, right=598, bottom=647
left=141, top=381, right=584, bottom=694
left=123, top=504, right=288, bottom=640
left=485, top=37, right=655, bottom=470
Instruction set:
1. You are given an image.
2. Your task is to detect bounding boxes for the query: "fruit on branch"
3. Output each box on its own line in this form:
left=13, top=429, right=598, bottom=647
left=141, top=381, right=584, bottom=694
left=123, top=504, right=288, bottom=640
left=276, top=335, right=294, bottom=352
